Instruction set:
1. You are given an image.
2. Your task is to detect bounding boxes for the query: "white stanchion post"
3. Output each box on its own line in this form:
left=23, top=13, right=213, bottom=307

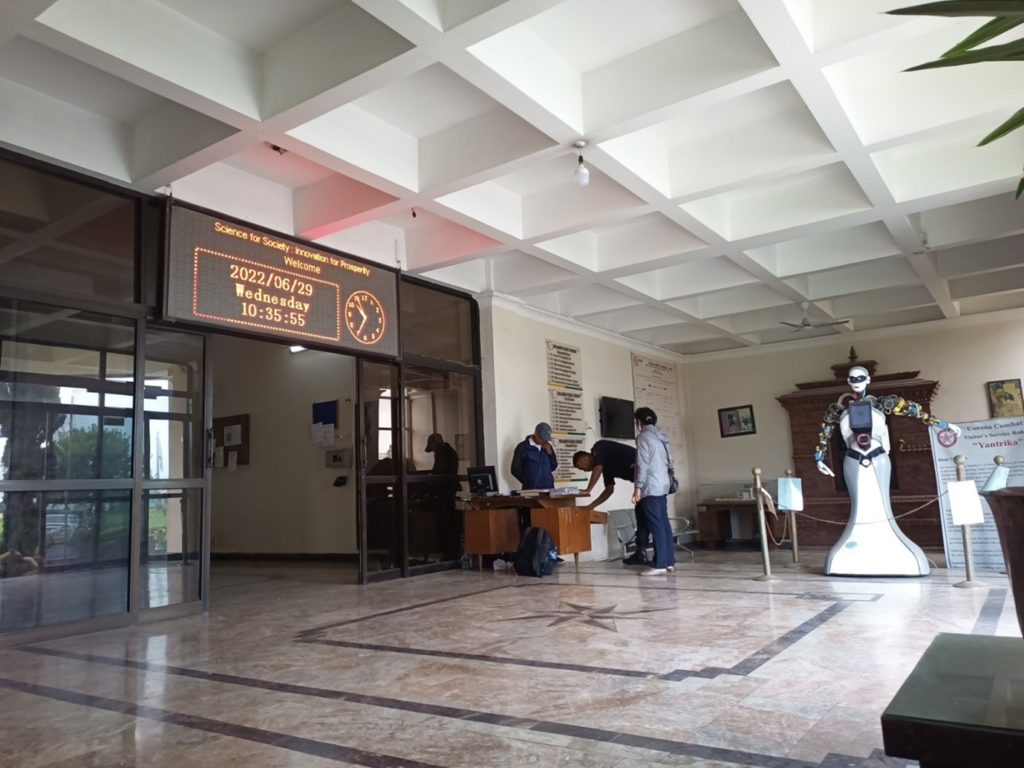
left=952, top=455, right=987, bottom=589
left=983, top=456, right=1010, bottom=576
left=753, top=468, right=779, bottom=582
left=780, top=469, right=807, bottom=570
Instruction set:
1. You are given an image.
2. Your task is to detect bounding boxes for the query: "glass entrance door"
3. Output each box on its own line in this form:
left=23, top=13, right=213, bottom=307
left=137, top=327, right=208, bottom=614
left=358, top=360, right=402, bottom=582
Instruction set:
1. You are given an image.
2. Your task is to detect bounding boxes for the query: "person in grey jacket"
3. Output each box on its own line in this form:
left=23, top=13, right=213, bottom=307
left=631, top=407, right=676, bottom=575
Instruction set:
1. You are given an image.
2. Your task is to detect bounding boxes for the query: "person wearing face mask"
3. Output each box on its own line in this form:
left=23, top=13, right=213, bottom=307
left=631, top=407, right=676, bottom=576
left=814, top=365, right=961, bottom=576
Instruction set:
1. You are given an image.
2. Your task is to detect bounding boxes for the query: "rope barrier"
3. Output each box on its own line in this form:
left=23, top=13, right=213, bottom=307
left=785, top=491, right=946, bottom=526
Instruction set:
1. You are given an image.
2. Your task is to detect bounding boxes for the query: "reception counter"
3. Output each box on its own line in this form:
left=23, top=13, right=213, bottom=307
left=464, top=493, right=603, bottom=569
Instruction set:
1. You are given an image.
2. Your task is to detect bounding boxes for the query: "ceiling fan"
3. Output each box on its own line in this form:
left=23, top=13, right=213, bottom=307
left=779, top=302, right=851, bottom=333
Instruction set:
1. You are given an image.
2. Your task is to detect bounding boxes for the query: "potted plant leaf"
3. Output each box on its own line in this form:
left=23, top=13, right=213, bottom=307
left=888, top=1, right=1024, bottom=198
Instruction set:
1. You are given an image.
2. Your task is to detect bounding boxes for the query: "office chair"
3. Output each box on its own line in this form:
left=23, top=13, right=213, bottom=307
left=668, top=515, right=696, bottom=564
left=608, top=508, right=640, bottom=562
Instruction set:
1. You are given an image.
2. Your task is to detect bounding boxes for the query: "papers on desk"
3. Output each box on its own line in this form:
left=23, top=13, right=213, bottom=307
left=549, top=487, right=580, bottom=497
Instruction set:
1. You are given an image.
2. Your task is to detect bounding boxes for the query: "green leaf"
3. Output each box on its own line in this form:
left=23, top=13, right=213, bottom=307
left=943, top=16, right=1024, bottom=56
left=905, top=37, right=1024, bottom=69
left=978, top=105, right=1024, bottom=144
left=1016, top=174, right=1024, bottom=199
left=888, top=2, right=1024, bottom=17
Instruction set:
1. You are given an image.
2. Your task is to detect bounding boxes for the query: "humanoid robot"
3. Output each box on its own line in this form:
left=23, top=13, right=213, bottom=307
left=815, top=366, right=961, bottom=576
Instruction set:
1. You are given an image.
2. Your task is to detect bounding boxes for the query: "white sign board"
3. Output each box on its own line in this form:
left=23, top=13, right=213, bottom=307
left=546, top=341, right=586, bottom=482
left=632, top=354, right=688, bottom=504
left=947, top=480, right=984, bottom=526
left=929, top=417, right=1024, bottom=569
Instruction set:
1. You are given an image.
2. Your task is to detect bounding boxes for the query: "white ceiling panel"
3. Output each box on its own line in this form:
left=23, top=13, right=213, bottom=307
left=158, top=0, right=340, bottom=52
left=4, top=0, right=1023, bottom=358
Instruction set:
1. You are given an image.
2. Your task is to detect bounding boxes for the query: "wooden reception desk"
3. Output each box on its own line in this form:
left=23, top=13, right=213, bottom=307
left=464, top=493, right=604, bottom=569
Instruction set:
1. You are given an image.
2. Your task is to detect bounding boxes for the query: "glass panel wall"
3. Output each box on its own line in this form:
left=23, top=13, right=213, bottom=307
left=0, top=299, right=135, bottom=632
left=405, top=368, right=476, bottom=565
left=400, top=281, right=474, bottom=365
left=0, top=157, right=136, bottom=304
left=395, top=279, right=481, bottom=575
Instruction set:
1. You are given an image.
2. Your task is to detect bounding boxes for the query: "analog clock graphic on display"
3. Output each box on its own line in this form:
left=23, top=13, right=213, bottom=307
left=345, top=290, right=386, bottom=345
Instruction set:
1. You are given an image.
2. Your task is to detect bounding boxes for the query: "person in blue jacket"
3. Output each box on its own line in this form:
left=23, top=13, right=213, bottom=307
left=510, top=422, right=559, bottom=535
left=510, top=422, right=558, bottom=490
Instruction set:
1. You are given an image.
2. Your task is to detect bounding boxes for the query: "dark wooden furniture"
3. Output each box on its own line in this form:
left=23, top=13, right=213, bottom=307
left=696, top=498, right=784, bottom=549
left=882, top=633, right=1024, bottom=767
left=776, top=353, right=944, bottom=551
left=464, top=494, right=595, bottom=569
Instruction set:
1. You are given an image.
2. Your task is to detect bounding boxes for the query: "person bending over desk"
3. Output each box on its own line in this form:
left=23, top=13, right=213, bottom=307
left=573, top=441, right=649, bottom=565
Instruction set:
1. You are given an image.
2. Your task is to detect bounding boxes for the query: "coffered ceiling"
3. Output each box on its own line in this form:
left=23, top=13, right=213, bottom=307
left=1, top=0, right=1022, bottom=356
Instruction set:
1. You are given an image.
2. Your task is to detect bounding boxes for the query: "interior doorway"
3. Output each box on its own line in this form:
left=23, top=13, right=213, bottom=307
left=209, top=335, right=359, bottom=585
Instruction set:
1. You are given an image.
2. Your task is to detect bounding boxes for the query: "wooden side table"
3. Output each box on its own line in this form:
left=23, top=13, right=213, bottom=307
left=882, top=633, right=1024, bottom=767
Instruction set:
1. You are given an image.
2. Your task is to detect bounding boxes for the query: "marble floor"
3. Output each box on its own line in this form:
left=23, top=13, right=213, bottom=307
left=0, top=551, right=1017, bottom=767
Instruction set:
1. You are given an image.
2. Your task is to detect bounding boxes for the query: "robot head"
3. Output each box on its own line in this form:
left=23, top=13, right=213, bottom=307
left=847, top=366, right=870, bottom=395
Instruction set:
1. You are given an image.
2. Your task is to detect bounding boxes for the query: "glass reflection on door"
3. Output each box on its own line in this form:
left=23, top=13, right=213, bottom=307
left=142, top=488, right=201, bottom=608
left=141, top=328, right=205, bottom=609
left=0, top=300, right=135, bottom=633
left=360, top=362, right=401, bottom=575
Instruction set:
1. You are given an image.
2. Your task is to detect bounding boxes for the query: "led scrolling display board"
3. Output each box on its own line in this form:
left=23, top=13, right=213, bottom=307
left=165, top=206, right=399, bottom=358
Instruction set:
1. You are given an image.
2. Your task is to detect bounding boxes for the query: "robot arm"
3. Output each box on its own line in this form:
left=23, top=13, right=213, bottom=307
left=813, top=404, right=842, bottom=478
left=884, top=395, right=961, bottom=435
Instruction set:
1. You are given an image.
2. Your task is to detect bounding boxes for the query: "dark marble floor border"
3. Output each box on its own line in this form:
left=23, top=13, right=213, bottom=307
left=301, top=593, right=858, bottom=682
left=532, top=578, right=885, bottom=601
left=0, top=675, right=443, bottom=768
left=971, top=587, right=1007, bottom=635
left=13, top=647, right=863, bottom=768
left=296, top=585, right=511, bottom=639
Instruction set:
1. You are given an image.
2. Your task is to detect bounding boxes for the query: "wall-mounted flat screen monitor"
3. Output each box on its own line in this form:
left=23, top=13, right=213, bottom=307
left=600, top=396, right=635, bottom=439
left=164, top=204, right=399, bottom=358
left=468, top=466, right=498, bottom=496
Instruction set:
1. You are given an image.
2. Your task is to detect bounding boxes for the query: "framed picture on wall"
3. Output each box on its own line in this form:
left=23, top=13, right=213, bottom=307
left=718, top=405, right=756, bottom=438
left=986, top=379, right=1024, bottom=418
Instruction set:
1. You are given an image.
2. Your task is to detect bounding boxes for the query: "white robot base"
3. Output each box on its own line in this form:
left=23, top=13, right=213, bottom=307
left=825, top=463, right=929, bottom=577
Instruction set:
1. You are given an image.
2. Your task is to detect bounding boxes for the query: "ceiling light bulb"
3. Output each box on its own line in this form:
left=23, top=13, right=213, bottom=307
left=575, top=155, right=590, bottom=187
left=289, top=346, right=306, bottom=353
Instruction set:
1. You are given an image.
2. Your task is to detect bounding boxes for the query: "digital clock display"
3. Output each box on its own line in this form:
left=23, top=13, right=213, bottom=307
left=165, top=206, right=398, bottom=357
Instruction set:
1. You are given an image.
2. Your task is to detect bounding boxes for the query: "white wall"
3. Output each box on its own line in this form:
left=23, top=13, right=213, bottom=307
left=210, top=336, right=358, bottom=554
left=681, top=314, right=1024, bottom=490
left=482, top=297, right=690, bottom=559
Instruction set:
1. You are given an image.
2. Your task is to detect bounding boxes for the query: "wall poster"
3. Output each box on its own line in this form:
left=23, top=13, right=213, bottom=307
left=632, top=354, right=688, bottom=503
left=929, top=417, right=1024, bottom=569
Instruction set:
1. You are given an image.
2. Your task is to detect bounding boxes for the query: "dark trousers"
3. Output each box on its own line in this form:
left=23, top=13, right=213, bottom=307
left=634, top=502, right=651, bottom=560
left=638, top=495, right=674, bottom=569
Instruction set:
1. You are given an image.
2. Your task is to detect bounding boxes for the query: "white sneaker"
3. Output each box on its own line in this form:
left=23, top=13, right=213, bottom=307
left=640, top=567, right=667, bottom=576
left=666, top=565, right=675, bottom=572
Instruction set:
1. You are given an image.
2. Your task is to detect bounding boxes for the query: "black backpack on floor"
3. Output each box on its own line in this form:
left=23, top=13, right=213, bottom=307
left=514, top=527, right=555, bottom=577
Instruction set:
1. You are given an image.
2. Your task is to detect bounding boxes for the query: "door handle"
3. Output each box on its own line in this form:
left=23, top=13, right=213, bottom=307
left=206, top=428, right=216, bottom=468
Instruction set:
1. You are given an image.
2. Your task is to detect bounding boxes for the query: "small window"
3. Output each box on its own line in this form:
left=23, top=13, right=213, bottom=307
left=400, top=281, right=474, bottom=365
left=0, top=157, right=136, bottom=303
